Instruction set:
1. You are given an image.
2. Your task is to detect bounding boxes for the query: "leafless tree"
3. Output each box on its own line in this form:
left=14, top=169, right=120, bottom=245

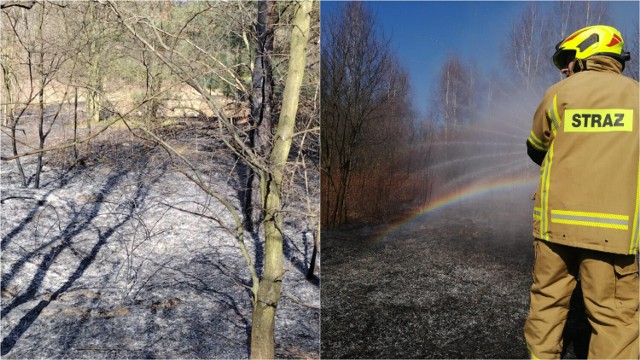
left=1, top=1, right=71, bottom=187
left=1, top=6, right=29, bottom=185
left=554, top=0, right=609, bottom=38
left=507, top=3, right=552, bottom=90
left=351, top=57, right=415, bottom=219
left=321, top=2, right=393, bottom=226
left=430, top=54, right=476, bottom=136
left=507, top=1, right=612, bottom=88
left=424, top=54, right=481, bottom=188
left=244, top=0, right=277, bottom=232
left=104, top=1, right=316, bottom=357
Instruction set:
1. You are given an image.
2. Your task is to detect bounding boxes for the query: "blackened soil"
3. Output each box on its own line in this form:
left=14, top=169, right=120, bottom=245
left=1, top=116, right=320, bottom=359
left=321, top=197, right=587, bottom=359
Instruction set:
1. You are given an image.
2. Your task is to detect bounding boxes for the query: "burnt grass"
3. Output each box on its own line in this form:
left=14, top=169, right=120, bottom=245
left=321, top=195, right=589, bottom=359
left=1, top=111, right=319, bottom=358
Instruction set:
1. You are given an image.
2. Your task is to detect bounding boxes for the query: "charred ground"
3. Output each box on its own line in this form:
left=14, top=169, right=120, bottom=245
left=321, top=193, right=587, bottom=359
left=1, top=111, right=320, bottom=358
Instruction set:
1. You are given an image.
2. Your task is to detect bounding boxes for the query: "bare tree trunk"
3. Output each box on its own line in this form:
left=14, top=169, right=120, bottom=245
left=88, top=50, right=103, bottom=124
left=147, top=55, right=163, bottom=120
left=143, top=1, right=170, bottom=121
left=249, top=1, right=311, bottom=357
left=34, top=18, right=45, bottom=189
left=10, top=122, right=27, bottom=187
left=34, top=85, right=44, bottom=188
left=336, top=160, right=353, bottom=224
left=2, top=7, right=29, bottom=186
left=86, top=2, right=104, bottom=125
left=245, top=0, right=276, bottom=232
left=1, top=48, right=14, bottom=128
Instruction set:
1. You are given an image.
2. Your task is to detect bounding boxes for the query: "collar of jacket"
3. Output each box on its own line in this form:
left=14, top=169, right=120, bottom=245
left=583, top=55, right=623, bottom=74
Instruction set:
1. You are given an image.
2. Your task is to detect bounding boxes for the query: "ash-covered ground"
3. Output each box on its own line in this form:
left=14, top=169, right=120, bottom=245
left=1, top=114, right=320, bottom=358
left=321, top=192, right=588, bottom=359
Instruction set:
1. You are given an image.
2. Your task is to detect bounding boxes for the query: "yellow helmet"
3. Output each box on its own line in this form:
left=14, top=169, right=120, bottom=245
left=552, top=25, right=631, bottom=70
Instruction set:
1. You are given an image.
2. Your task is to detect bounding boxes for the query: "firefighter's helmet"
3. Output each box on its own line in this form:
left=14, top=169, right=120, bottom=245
left=552, top=25, right=631, bottom=70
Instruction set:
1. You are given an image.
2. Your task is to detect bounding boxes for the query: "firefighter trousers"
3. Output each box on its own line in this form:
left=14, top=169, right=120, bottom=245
left=524, top=239, right=638, bottom=359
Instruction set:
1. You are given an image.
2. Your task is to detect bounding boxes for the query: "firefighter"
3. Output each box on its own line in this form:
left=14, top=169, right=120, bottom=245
left=524, top=25, right=639, bottom=359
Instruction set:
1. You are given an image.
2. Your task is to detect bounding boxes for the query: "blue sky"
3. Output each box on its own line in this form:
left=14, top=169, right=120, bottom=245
left=321, top=1, right=639, bottom=117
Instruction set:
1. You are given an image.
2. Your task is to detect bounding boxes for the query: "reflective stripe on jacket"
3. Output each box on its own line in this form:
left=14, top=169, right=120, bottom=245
left=528, top=56, right=640, bottom=255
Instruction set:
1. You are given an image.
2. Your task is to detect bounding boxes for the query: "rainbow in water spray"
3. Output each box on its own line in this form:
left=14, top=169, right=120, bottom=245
left=374, top=174, right=538, bottom=243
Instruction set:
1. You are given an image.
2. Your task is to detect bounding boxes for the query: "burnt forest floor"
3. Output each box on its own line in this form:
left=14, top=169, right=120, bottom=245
left=321, top=193, right=588, bottom=359
left=1, top=110, right=320, bottom=359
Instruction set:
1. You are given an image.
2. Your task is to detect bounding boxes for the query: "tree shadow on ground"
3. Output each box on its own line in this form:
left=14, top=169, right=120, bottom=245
left=283, top=230, right=319, bottom=287
left=162, top=256, right=253, bottom=355
left=1, top=188, right=57, bottom=252
left=233, top=157, right=266, bottom=282
left=1, top=146, right=163, bottom=356
left=1, top=172, right=124, bottom=314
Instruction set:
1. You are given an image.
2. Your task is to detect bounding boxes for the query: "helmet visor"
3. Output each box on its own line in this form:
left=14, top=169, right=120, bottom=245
left=552, top=49, right=576, bottom=70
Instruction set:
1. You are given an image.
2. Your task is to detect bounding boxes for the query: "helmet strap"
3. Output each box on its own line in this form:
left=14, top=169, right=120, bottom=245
left=618, top=53, right=628, bottom=71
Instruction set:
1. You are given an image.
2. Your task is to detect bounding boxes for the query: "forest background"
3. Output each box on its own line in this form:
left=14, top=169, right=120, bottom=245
left=321, top=1, right=639, bottom=227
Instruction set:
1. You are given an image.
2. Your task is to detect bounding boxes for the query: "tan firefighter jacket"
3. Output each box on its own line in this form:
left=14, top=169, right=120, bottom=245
left=527, top=56, right=640, bottom=255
